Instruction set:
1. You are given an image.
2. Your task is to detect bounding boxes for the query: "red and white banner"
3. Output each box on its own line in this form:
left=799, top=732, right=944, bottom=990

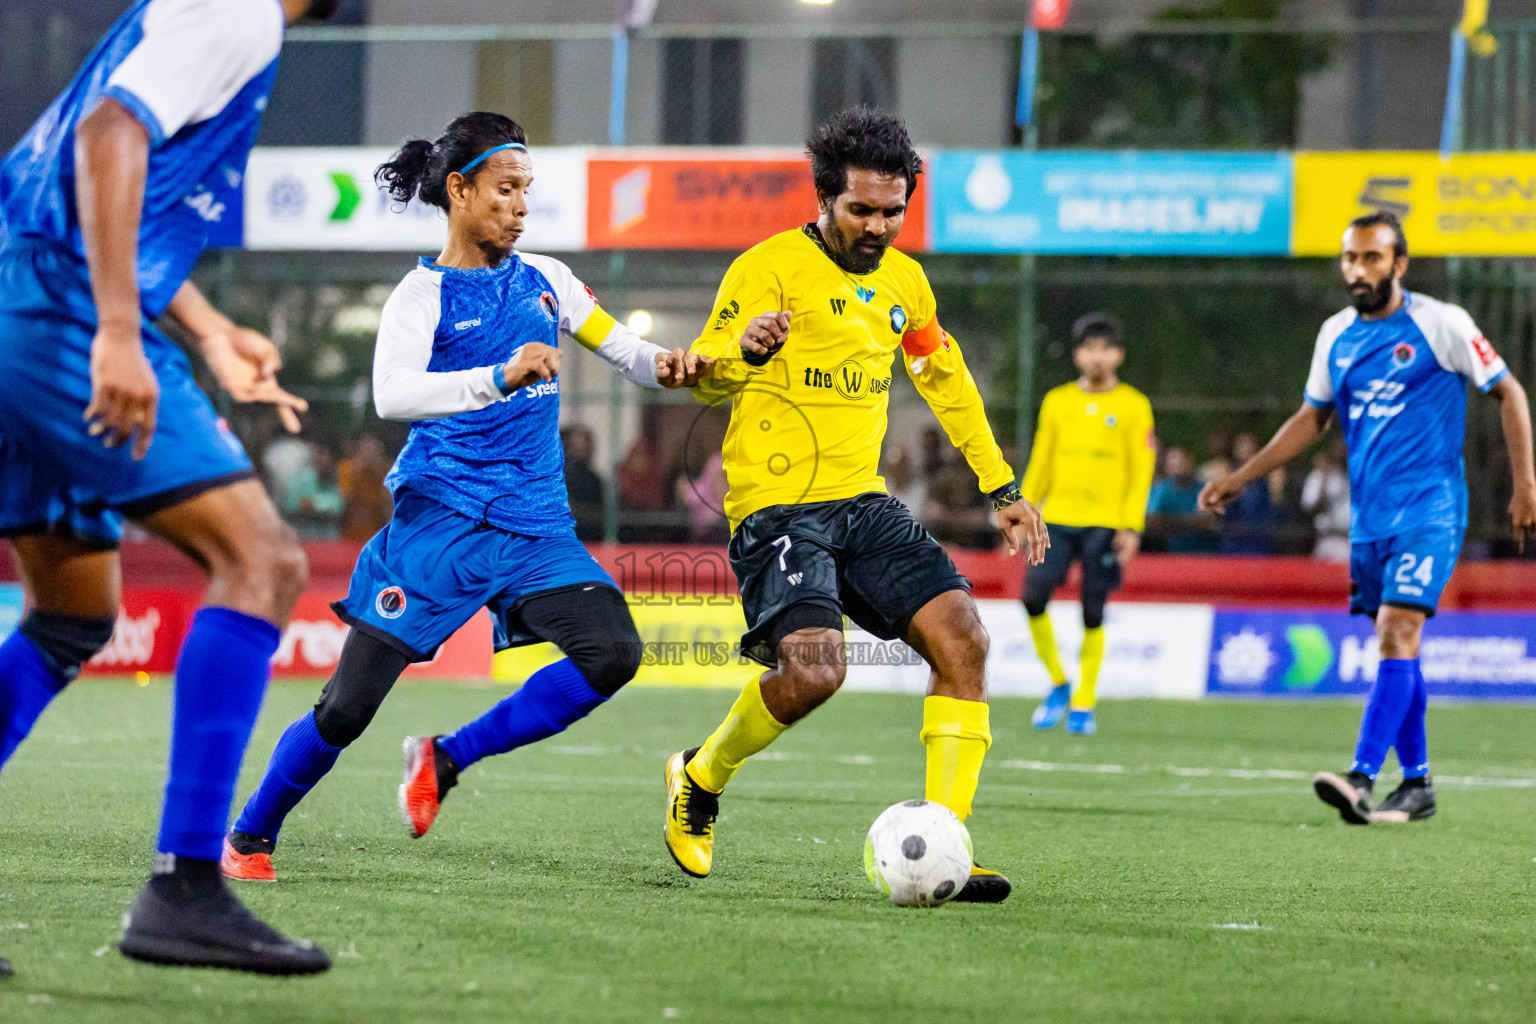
left=86, top=589, right=196, bottom=675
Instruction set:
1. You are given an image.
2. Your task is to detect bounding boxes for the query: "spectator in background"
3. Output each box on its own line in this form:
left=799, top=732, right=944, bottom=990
left=1219, top=433, right=1280, bottom=554
left=882, top=446, right=926, bottom=513
left=918, top=426, right=946, bottom=478
left=1197, top=430, right=1234, bottom=484
left=923, top=457, right=993, bottom=548
left=1146, top=446, right=1218, bottom=552
left=338, top=435, right=394, bottom=545
left=1301, top=437, right=1351, bottom=561
left=617, top=434, right=674, bottom=542
left=282, top=441, right=344, bottom=540
left=562, top=426, right=606, bottom=542
left=677, top=451, right=729, bottom=545
left=262, top=434, right=311, bottom=511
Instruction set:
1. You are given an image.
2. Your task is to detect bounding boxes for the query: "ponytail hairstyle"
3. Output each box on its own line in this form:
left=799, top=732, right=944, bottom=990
left=375, top=112, right=529, bottom=210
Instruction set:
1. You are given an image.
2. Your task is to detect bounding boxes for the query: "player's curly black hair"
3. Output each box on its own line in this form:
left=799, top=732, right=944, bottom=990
left=375, top=111, right=528, bottom=211
left=806, top=106, right=923, bottom=201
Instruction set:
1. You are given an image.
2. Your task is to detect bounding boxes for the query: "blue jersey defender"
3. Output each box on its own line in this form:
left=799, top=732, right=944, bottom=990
left=1200, top=212, right=1536, bottom=828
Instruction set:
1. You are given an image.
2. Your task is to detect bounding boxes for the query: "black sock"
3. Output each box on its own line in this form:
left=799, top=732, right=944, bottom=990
left=148, top=856, right=226, bottom=905
left=1401, top=775, right=1429, bottom=789
left=433, top=739, right=460, bottom=797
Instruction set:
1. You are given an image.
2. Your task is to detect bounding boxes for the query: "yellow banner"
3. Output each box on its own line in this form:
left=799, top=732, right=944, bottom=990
left=492, top=597, right=759, bottom=689
left=1294, top=152, right=1536, bottom=257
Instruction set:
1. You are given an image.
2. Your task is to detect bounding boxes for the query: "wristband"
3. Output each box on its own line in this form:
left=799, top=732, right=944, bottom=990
left=741, top=339, right=784, bottom=367
left=496, top=361, right=516, bottom=396
left=987, top=482, right=1023, bottom=513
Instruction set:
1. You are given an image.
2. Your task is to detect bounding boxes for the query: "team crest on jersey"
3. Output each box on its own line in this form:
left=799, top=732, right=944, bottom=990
left=375, top=587, right=407, bottom=620
left=1106, top=414, right=1118, bottom=426
left=1392, top=342, right=1416, bottom=367
left=889, top=305, right=907, bottom=333
left=539, top=292, right=558, bottom=321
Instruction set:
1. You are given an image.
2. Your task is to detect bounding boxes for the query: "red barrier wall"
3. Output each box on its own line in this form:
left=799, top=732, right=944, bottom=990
left=5, top=540, right=1533, bottom=609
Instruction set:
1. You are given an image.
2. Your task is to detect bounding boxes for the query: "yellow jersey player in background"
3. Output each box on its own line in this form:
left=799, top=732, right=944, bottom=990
left=663, top=107, right=1048, bottom=903
left=1021, top=313, right=1156, bottom=736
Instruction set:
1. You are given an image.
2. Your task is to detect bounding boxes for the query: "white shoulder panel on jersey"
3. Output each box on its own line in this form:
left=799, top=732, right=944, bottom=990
left=373, top=267, right=507, bottom=421
left=106, top=0, right=283, bottom=143
left=1304, top=306, right=1357, bottom=407
left=520, top=250, right=664, bottom=388
left=1407, top=291, right=1509, bottom=392
left=519, top=251, right=597, bottom=336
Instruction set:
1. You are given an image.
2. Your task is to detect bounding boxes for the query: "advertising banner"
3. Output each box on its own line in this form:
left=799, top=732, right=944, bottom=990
left=1207, top=608, right=1536, bottom=700
left=928, top=151, right=1292, bottom=255
left=842, top=599, right=1213, bottom=699
left=241, top=147, right=587, bottom=252
left=84, top=589, right=197, bottom=675
left=585, top=149, right=928, bottom=252
left=1293, top=152, right=1536, bottom=257
left=273, top=592, right=492, bottom=679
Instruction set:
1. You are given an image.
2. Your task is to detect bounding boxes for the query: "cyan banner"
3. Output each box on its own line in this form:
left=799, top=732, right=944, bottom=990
left=1207, top=608, right=1536, bottom=701
left=928, top=151, right=1293, bottom=255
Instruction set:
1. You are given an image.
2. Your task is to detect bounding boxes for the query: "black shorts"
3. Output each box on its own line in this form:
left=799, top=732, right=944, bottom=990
left=1023, top=524, right=1121, bottom=622
left=729, top=492, right=970, bottom=667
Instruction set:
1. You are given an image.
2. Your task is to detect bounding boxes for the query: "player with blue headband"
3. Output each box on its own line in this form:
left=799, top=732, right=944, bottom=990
left=222, top=112, right=712, bottom=882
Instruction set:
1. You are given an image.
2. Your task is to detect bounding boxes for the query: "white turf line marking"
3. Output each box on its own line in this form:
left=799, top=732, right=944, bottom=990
left=15, top=750, right=1536, bottom=791
left=1212, top=922, right=1272, bottom=931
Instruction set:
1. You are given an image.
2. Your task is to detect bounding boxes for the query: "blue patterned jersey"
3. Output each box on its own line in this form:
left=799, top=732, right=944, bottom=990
left=374, top=252, right=656, bottom=538
left=1303, top=291, right=1508, bottom=542
left=0, top=0, right=282, bottom=318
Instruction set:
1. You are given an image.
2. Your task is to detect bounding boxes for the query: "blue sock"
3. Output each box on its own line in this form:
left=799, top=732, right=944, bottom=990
left=157, top=607, right=280, bottom=862
left=0, top=631, right=70, bottom=769
left=1394, top=661, right=1429, bottom=779
left=438, top=659, right=607, bottom=770
left=1350, top=657, right=1418, bottom=778
left=233, top=709, right=343, bottom=841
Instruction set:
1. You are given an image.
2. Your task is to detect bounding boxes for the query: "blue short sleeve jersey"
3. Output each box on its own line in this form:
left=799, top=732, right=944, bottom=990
left=1302, top=291, right=1508, bottom=542
left=376, top=252, right=608, bottom=538
left=0, top=0, right=282, bottom=317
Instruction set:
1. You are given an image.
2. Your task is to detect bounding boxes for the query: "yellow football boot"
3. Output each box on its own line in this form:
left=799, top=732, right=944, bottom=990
left=664, top=748, right=719, bottom=878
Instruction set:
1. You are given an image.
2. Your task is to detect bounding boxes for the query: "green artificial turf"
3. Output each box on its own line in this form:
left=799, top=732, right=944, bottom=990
left=2, top=680, right=1535, bottom=1023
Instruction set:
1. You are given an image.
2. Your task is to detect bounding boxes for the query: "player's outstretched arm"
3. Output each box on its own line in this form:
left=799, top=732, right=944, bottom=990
left=76, top=97, right=158, bottom=459
left=166, top=282, right=309, bottom=433
left=1490, top=375, right=1536, bottom=548
left=1199, top=403, right=1329, bottom=515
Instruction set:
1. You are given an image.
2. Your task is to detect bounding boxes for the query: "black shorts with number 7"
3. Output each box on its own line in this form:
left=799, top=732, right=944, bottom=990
left=728, top=491, right=971, bottom=668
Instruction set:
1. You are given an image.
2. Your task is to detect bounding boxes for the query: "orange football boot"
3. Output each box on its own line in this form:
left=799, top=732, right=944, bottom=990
left=221, top=834, right=277, bottom=882
left=399, top=735, right=458, bottom=838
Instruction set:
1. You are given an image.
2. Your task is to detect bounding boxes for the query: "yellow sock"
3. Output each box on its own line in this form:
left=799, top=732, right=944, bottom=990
left=1027, top=612, right=1068, bottom=686
left=687, top=674, right=789, bottom=794
left=1073, top=626, right=1105, bottom=710
left=920, top=696, right=992, bottom=821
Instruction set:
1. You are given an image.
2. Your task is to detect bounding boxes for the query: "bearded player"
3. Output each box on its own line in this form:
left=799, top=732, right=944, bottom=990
left=1202, top=211, right=1536, bottom=825
left=662, top=107, right=1049, bottom=902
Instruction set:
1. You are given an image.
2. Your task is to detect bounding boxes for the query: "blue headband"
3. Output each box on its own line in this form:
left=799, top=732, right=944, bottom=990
left=457, top=142, right=528, bottom=177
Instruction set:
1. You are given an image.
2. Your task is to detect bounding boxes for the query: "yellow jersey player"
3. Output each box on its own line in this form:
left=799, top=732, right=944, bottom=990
left=1021, top=313, right=1155, bottom=736
left=662, top=107, right=1049, bottom=903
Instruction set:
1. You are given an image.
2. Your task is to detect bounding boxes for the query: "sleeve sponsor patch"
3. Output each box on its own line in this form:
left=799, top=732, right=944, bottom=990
left=1470, top=333, right=1500, bottom=368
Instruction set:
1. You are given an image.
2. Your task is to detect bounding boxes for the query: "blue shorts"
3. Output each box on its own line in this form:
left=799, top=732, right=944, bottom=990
left=334, top=488, right=618, bottom=662
left=1350, top=527, right=1463, bottom=617
left=0, top=242, right=253, bottom=546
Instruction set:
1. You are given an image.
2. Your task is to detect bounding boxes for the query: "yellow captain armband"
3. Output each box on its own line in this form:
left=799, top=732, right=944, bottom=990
left=574, top=306, right=619, bottom=352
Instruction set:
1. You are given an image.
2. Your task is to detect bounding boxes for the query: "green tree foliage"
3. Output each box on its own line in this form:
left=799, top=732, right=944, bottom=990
left=1037, top=0, right=1333, bottom=149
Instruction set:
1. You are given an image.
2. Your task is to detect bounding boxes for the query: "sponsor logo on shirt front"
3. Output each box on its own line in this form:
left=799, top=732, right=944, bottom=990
left=1349, top=378, right=1406, bottom=420
left=523, top=380, right=560, bottom=399
left=802, top=363, right=890, bottom=399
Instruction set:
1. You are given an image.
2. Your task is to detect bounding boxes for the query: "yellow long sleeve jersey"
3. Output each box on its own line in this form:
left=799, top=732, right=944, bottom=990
left=691, top=226, right=1014, bottom=528
left=1021, top=381, right=1157, bottom=532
